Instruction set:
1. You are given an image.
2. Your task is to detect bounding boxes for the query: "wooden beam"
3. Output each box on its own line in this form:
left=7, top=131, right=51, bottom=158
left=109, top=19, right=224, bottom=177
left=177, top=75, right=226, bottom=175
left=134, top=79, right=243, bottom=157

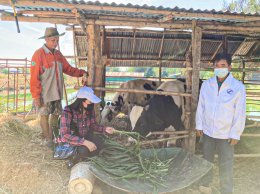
left=0, top=14, right=76, bottom=24
left=75, top=86, right=192, bottom=97
left=2, top=0, right=260, bottom=21
left=157, top=14, right=174, bottom=23
left=3, top=12, right=260, bottom=33
left=17, top=10, right=75, bottom=17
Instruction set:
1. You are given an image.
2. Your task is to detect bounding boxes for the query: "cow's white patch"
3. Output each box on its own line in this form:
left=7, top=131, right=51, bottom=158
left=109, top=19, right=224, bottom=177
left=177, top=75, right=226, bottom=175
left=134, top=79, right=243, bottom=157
left=101, top=79, right=160, bottom=123
left=129, top=105, right=144, bottom=130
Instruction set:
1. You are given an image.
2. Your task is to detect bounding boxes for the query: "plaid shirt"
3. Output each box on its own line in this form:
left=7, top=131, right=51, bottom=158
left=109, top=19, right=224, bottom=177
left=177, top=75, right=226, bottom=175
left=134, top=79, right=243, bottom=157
left=60, top=106, right=105, bottom=146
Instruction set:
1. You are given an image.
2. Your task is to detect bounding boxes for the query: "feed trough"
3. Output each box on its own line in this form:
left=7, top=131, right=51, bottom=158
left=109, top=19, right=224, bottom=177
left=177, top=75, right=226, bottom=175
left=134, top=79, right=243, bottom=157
left=90, top=147, right=213, bottom=194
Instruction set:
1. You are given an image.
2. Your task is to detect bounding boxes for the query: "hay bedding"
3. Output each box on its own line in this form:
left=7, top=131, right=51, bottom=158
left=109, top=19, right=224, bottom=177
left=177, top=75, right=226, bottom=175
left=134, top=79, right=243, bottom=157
left=0, top=114, right=259, bottom=194
left=0, top=114, right=70, bottom=194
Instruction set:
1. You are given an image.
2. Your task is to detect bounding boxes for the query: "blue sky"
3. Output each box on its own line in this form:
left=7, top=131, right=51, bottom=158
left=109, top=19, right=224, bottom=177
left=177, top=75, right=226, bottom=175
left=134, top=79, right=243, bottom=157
left=0, top=0, right=231, bottom=59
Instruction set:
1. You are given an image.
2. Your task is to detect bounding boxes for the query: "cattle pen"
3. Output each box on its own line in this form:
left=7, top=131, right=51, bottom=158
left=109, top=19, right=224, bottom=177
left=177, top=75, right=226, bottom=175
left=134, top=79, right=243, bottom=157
left=1, top=1, right=260, bottom=194
left=1, top=0, right=260, bottom=155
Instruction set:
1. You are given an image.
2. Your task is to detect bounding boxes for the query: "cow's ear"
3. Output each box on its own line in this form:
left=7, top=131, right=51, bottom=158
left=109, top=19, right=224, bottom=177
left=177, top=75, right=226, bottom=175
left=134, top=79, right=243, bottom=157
left=144, top=105, right=149, bottom=111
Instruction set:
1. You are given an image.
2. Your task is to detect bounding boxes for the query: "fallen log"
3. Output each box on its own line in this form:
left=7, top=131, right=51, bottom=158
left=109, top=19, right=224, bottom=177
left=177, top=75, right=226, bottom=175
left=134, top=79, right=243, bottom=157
left=68, top=162, right=96, bottom=194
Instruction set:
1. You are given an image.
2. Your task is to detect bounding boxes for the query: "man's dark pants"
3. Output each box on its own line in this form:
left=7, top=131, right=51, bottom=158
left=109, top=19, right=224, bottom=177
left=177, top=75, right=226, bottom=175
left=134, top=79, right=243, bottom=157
left=201, top=134, right=234, bottom=194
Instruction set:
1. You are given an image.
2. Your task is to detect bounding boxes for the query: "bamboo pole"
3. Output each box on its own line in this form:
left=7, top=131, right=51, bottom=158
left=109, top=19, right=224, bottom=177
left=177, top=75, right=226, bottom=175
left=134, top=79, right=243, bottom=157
left=72, top=25, right=80, bottom=87
left=23, top=58, right=27, bottom=115
left=55, top=23, right=68, bottom=106
left=15, top=68, right=18, bottom=113
left=141, top=135, right=189, bottom=145
left=7, top=66, right=9, bottom=112
left=13, top=71, right=15, bottom=110
left=198, top=154, right=260, bottom=158
left=146, top=131, right=189, bottom=137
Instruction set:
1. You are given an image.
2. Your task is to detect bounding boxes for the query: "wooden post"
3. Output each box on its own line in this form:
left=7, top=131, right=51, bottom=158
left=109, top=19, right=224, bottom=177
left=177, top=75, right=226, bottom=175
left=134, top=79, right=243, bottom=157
left=242, top=60, right=246, bottom=84
left=158, top=30, right=165, bottom=84
left=223, top=35, right=228, bottom=53
left=184, top=21, right=202, bottom=153
left=87, top=23, right=104, bottom=122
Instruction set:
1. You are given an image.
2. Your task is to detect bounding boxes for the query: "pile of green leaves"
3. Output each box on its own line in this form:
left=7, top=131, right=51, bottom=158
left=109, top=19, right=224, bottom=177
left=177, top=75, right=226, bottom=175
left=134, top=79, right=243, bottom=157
left=90, top=130, right=173, bottom=191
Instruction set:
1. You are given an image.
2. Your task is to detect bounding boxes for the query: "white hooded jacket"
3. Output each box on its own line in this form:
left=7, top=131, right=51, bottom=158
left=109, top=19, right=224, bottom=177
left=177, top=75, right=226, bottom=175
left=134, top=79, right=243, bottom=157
left=196, top=73, right=246, bottom=140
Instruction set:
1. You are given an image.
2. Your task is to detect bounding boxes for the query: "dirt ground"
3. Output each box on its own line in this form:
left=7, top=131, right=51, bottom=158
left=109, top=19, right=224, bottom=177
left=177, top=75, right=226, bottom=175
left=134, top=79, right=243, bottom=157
left=0, top=114, right=259, bottom=194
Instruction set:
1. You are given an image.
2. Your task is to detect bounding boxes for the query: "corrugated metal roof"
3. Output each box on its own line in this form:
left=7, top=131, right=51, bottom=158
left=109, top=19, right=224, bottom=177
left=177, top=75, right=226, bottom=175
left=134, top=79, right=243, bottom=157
left=48, top=0, right=260, bottom=16
left=13, top=0, right=260, bottom=23
left=74, top=30, right=258, bottom=68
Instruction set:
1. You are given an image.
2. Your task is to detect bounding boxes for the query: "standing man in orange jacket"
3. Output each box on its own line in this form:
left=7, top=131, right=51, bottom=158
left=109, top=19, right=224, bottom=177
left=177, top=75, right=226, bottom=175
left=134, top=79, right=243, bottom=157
left=30, top=27, right=88, bottom=147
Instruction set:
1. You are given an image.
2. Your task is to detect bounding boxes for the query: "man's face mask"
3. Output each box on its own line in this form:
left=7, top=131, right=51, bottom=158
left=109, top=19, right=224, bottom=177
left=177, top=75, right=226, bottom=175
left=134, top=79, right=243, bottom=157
left=214, top=68, right=229, bottom=78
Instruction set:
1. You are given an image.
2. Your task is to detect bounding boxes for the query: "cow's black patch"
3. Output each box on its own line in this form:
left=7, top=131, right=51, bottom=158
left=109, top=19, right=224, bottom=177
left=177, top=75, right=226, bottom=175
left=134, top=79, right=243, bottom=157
left=152, top=81, right=157, bottom=87
left=133, top=94, right=183, bottom=137
left=143, top=83, right=154, bottom=91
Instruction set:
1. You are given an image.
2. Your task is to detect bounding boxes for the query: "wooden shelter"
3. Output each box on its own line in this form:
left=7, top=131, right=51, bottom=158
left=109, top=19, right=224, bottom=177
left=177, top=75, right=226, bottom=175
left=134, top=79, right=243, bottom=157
left=1, top=0, right=260, bottom=152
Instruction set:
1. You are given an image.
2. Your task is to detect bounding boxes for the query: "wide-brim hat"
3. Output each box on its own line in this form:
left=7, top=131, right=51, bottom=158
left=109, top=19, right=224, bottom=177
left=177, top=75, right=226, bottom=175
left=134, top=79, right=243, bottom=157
left=76, top=86, right=101, bottom=103
left=39, top=27, right=65, bottom=39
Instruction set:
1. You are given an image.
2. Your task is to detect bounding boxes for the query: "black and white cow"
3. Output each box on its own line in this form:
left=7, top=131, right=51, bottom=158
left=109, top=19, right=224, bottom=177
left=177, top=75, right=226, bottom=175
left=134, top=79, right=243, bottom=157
left=130, top=80, right=186, bottom=137
left=101, top=79, right=160, bottom=124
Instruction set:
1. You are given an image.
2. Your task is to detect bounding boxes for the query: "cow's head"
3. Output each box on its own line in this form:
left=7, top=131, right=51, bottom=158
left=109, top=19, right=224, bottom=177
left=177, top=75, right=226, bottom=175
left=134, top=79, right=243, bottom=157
left=100, top=95, right=125, bottom=124
left=132, top=105, right=165, bottom=137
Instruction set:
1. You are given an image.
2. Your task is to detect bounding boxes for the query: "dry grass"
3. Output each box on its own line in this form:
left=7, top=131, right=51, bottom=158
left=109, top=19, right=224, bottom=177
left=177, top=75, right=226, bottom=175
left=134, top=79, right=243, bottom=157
left=0, top=114, right=259, bottom=194
left=0, top=114, right=70, bottom=194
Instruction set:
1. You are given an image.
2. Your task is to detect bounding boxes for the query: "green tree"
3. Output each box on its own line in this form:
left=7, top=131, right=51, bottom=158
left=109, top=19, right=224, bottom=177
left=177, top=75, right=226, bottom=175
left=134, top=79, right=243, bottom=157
left=223, top=0, right=260, bottom=13
left=145, top=67, right=156, bottom=77
left=161, top=69, right=169, bottom=77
